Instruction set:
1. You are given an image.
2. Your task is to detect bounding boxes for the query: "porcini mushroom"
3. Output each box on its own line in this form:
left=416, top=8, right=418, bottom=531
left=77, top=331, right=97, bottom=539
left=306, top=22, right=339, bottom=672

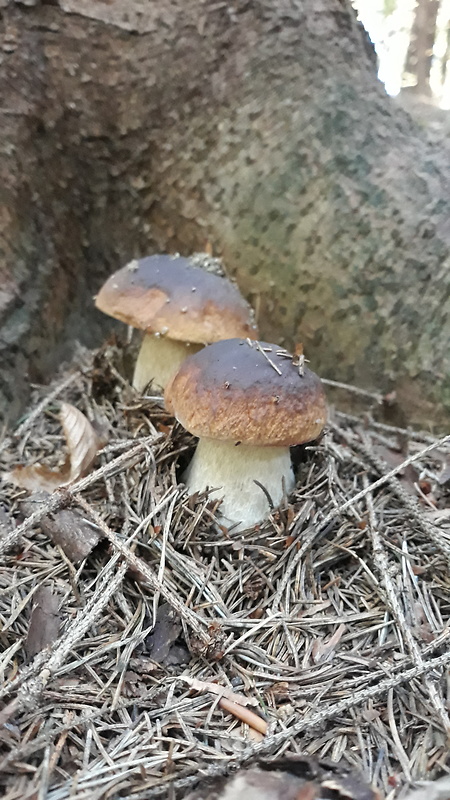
left=164, top=338, right=327, bottom=531
left=95, top=254, right=258, bottom=392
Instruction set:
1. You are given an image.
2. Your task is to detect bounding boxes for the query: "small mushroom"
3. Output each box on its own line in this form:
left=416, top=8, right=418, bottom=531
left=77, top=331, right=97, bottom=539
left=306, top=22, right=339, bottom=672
left=165, top=339, right=327, bottom=530
left=95, top=254, right=258, bottom=392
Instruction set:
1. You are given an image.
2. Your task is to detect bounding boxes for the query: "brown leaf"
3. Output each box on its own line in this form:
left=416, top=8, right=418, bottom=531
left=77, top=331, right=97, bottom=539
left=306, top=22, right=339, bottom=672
left=59, top=402, right=103, bottom=480
left=25, top=586, right=60, bottom=660
left=21, top=493, right=102, bottom=562
left=7, top=459, right=71, bottom=493
left=5, top=403, right=104, bottom=492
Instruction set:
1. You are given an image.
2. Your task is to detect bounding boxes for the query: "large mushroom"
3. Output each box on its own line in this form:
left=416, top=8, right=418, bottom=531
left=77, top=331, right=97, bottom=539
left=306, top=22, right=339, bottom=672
left=165, top=338, right=327, bottom=530
left=95, top=254, right=258, bottom=391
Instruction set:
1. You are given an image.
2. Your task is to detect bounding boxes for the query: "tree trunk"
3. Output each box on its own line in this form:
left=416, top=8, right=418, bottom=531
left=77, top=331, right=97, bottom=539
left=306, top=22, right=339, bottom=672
left=0, top=0, right=449, bottom=427
left=403, top=0, right=440, bottom=96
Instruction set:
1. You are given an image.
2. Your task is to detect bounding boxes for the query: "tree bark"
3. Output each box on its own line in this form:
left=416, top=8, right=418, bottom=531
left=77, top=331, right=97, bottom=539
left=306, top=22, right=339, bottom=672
left=404, top=0, right=440, bottom=95
left=0, top=0, right=449, bottom=427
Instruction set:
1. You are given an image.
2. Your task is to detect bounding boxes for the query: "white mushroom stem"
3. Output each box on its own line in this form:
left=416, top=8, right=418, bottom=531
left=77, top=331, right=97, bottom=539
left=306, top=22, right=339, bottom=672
left=184, top=438, right=295, bottom=531
left=133, top=334, right=203, bottom=393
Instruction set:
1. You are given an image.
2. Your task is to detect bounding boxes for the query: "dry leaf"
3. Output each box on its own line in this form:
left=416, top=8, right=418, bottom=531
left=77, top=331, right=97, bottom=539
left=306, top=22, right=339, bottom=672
left=6, top=461, right=70, bottom=493
left=180, top=675, right=259, bottom=708
left=5, top=403, right=104, bottom=492
left=21, top=493, right=102, bottom=562
left=25, top=586, right=60, bottom=660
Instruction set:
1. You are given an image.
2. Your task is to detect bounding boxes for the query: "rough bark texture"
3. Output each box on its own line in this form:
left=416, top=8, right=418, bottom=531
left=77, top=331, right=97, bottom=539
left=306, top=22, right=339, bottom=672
left=0, top=0, right=449, bottom=426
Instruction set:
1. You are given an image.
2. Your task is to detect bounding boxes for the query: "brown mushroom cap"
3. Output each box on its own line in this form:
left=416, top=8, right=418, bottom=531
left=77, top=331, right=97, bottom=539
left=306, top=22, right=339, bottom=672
left=165, top=339, right=327, bottom=446
left=95, top=254, right=258, bottom=343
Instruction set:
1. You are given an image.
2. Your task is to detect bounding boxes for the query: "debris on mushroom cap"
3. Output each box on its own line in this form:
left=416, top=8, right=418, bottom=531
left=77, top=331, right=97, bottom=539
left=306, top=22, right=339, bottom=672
left=94, top=254, right=257, bottom=344
left=165, top=338, right=327, bottom=447
left=188, top=252, right=226, bottom=277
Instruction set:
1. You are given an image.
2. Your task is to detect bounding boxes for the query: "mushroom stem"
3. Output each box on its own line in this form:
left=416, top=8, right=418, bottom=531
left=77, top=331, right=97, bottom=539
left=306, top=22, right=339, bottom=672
left=184, top=438, right=295, bottom=530
left=133, top=334, right=203, bottom=393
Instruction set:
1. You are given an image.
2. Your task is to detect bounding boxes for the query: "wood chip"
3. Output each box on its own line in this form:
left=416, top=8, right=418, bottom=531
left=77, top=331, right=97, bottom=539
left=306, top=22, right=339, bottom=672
left=146, top=603, right=189, bottom=665
left=21, top=493, right=102, bottom=562
left=25, top=586, right=60, bottom=660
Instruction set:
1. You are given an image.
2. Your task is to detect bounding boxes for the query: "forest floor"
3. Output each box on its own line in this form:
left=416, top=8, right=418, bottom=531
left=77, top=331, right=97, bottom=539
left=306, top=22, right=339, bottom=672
left=395, top=93, right=450, bottom=143
left=1, top=339, right=450, bottom=800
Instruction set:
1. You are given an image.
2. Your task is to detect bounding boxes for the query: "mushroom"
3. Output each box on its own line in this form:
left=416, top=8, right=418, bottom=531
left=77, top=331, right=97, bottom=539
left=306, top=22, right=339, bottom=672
left=95, top=254, right=258, bottom=392
left=164, top=338, right=327, bottom=531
